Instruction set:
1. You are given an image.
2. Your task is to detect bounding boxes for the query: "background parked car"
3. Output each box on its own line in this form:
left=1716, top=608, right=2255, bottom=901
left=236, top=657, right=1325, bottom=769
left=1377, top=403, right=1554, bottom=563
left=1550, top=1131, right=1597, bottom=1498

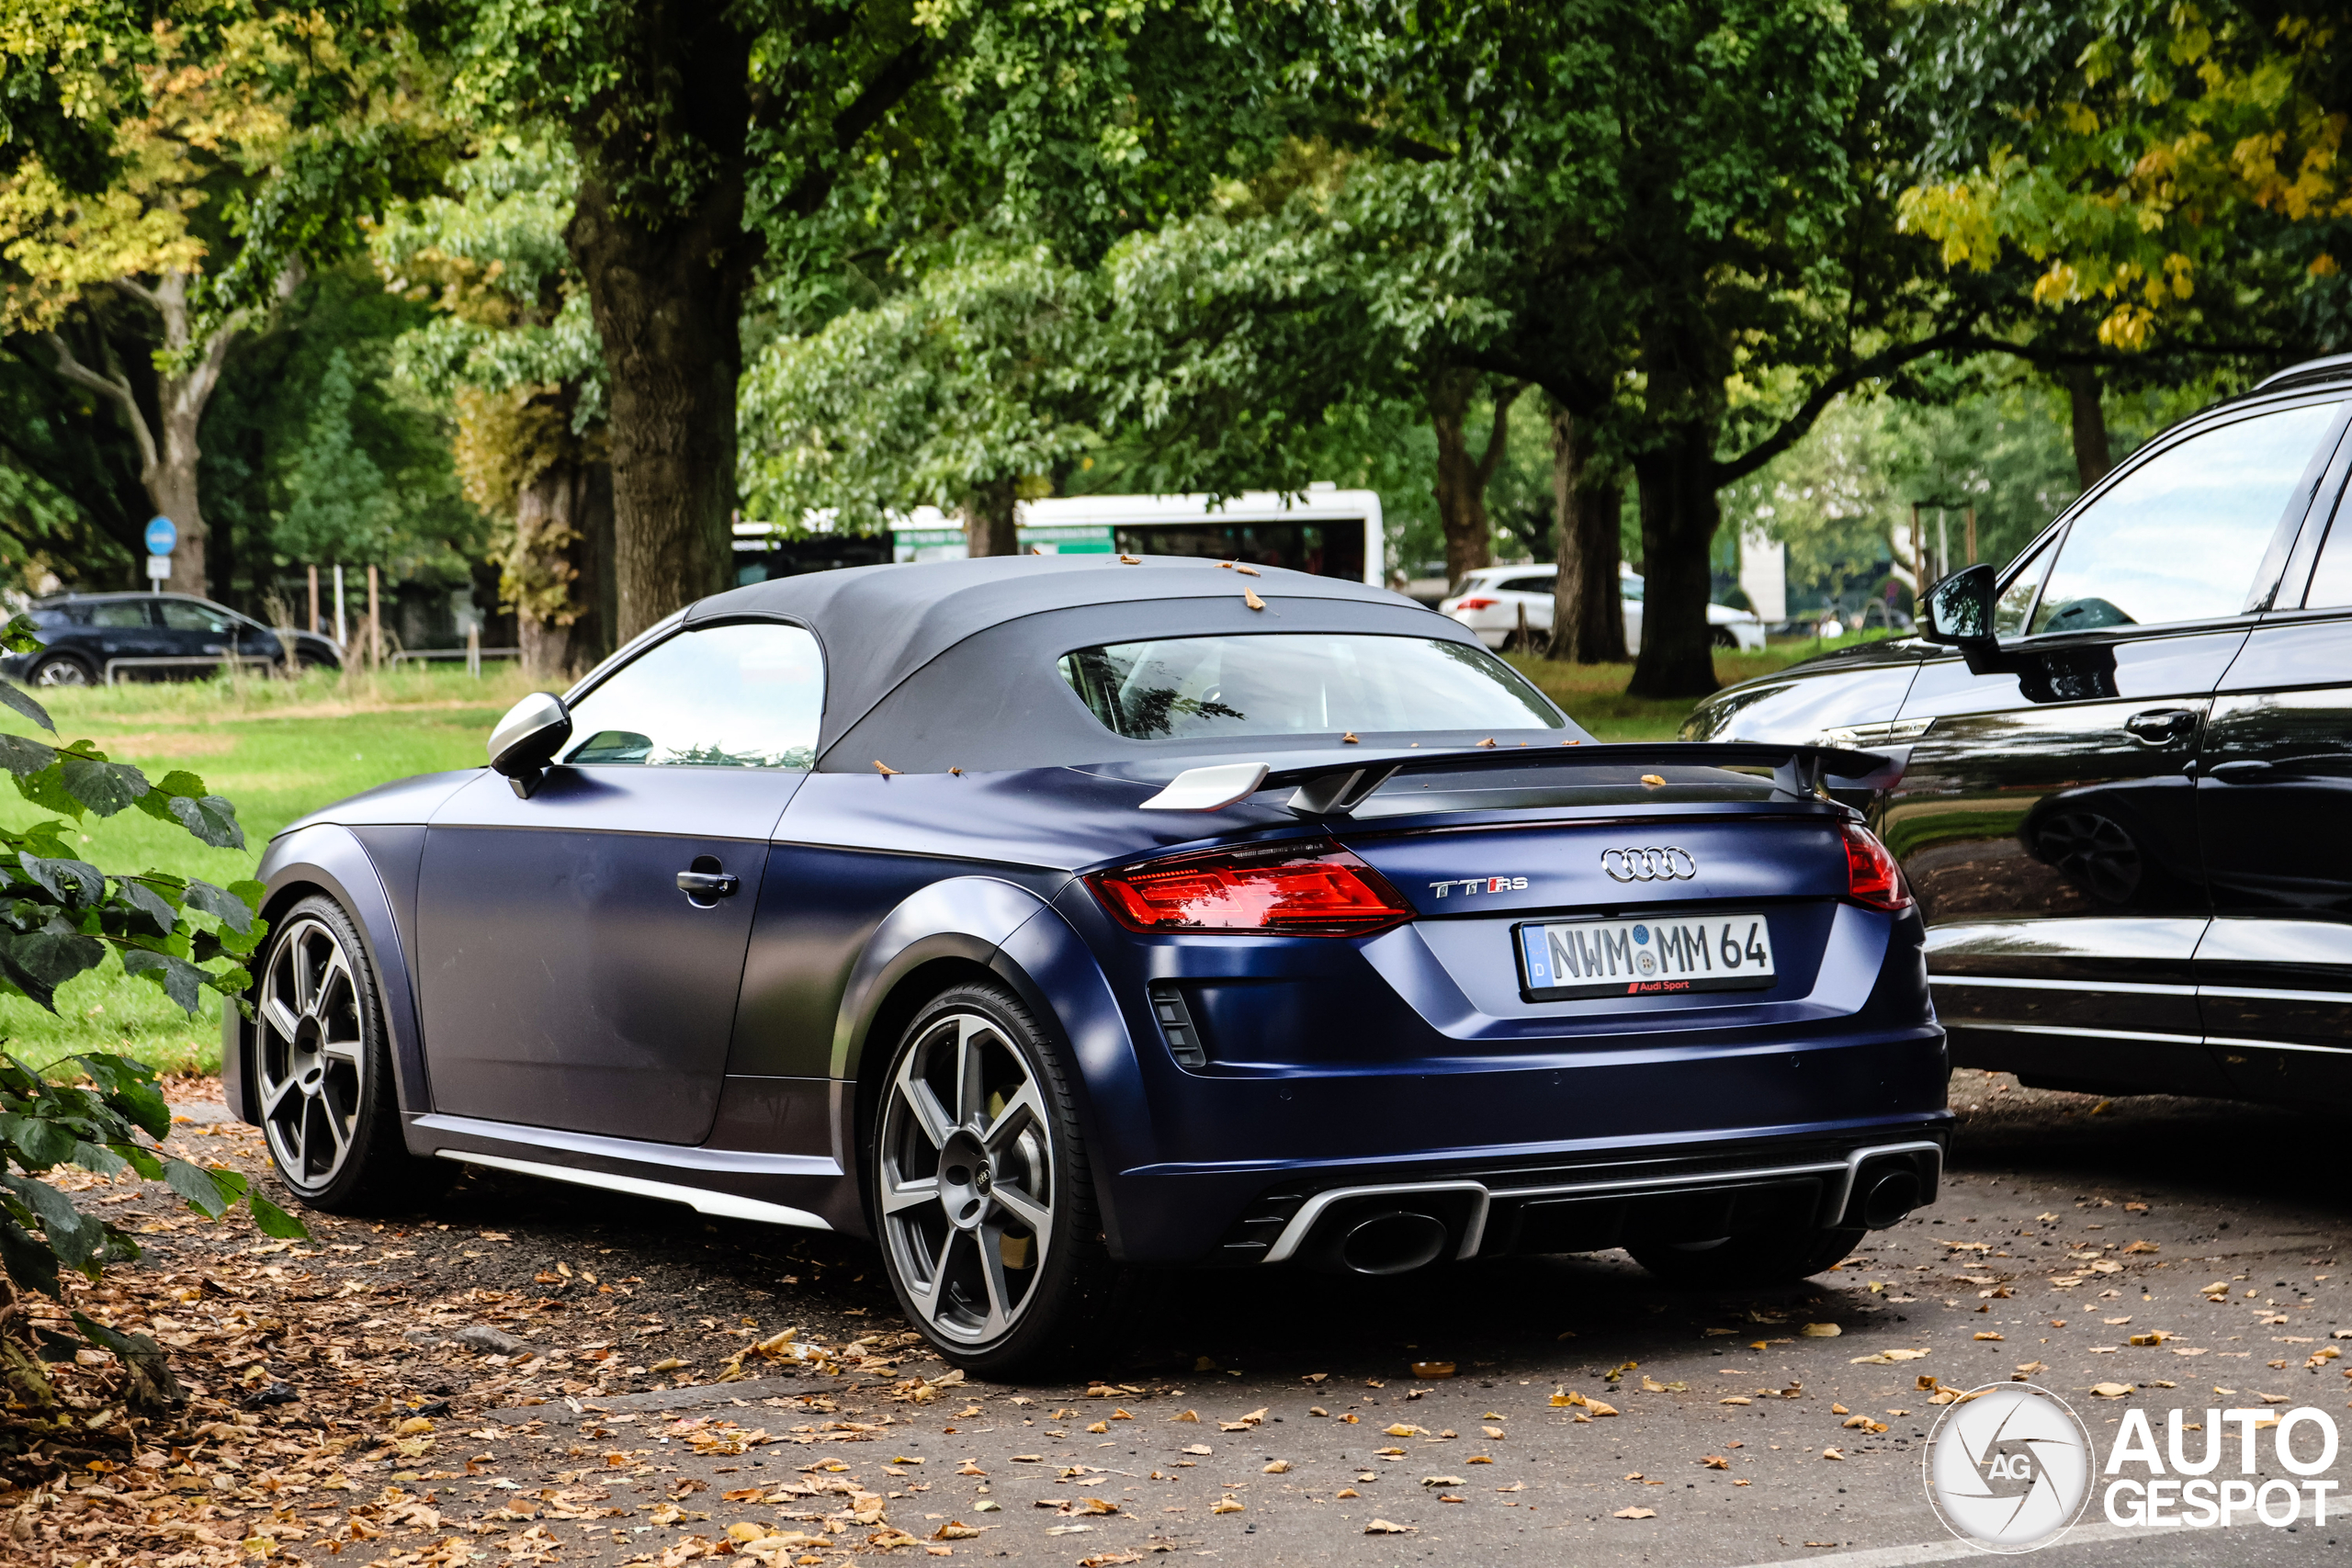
left=1440, top=562, right=1767, bottom=651
left=1682, top=353, right=2352, bottom=1110
left=2, top=592, right=343, bottom=685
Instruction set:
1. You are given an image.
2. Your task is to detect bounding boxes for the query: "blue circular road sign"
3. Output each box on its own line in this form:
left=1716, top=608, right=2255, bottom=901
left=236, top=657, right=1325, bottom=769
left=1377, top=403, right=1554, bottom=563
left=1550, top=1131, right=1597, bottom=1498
left=144, top=516, right=177, bottom=557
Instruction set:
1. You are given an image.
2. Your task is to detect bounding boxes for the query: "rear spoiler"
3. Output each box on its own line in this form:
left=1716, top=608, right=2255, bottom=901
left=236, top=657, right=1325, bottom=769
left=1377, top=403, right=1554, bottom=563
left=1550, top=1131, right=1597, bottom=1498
left=1136, top=741, right=1908, bottom=816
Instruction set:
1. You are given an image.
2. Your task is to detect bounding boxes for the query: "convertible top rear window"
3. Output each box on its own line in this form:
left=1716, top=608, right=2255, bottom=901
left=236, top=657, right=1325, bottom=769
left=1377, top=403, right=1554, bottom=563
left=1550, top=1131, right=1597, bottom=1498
left=1057, top=633, right=1563, bottom=741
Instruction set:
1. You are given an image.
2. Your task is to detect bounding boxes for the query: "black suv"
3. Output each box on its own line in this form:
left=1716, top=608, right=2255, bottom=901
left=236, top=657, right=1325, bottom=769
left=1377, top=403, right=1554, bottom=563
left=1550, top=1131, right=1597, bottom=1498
left=1686, top=354, right=2352, bottom=1109
left=2, top=592, right=344, bottom=685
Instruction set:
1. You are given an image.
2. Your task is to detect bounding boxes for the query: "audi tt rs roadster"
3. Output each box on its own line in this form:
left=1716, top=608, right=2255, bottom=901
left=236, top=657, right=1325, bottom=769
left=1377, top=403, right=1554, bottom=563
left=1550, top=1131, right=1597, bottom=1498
left=228, top=555, right=1948, bottom=1370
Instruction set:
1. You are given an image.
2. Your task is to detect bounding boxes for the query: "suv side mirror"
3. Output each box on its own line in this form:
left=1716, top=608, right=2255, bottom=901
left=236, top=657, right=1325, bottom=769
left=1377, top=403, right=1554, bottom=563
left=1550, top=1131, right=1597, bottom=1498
left=1921, top=564, right=1999, bottom=659
left=489, top=692, right=572, bottom=799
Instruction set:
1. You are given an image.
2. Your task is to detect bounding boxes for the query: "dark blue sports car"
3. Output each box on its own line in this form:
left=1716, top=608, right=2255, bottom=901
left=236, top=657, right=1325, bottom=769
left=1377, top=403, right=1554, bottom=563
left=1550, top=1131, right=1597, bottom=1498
left=226, top=557, right=1947, bottom=1370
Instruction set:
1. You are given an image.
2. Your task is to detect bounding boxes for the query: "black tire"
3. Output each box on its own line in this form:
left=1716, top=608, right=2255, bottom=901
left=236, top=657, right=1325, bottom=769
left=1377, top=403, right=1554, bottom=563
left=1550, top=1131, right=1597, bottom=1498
left=252, top=894, right=448, bottom=1213
left=28, top=653, right=93, bottom=687
left=866, top=982, right=1126, bottom=1376
left=1627, top=1225, right=1865, bottom=1288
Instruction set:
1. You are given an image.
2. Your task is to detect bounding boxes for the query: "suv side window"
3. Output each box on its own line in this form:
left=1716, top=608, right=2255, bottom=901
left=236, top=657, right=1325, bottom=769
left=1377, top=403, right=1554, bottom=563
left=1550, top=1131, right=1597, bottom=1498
left=88, top=603, right=152, bottom=628
left=1499, top=574, right=1553, bottom=594
left=1994, top=542, right=2054, bottom=638
left=560, top=621, right=823, bottom=770
left=2305, top=509, right=2352, bottom=607
left=2030, top=400, right=2345, bottom=636
left=157, top=600, right=232, bottom=633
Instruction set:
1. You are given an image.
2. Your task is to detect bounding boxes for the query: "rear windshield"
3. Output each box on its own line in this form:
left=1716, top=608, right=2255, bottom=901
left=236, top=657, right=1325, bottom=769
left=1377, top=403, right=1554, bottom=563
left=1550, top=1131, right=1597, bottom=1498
left=1057, top=633, right=1564, bottom=740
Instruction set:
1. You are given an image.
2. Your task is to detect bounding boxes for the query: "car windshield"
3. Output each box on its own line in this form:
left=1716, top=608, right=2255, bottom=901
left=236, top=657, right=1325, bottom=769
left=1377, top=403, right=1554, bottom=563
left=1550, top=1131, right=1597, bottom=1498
left=1057, top=633, right=1565, bottom=740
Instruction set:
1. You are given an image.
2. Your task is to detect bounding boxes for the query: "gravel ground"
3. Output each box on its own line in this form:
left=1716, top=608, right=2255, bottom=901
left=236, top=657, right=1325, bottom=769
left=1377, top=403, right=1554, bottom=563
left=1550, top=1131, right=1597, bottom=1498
left=76, top=1072, right=2352, bottom=1568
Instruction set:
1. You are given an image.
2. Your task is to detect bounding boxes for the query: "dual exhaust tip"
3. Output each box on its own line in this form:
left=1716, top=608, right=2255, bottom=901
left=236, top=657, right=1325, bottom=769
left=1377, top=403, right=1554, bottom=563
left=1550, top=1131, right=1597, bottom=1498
left=1317, top=1164, right=1928, bottom=1278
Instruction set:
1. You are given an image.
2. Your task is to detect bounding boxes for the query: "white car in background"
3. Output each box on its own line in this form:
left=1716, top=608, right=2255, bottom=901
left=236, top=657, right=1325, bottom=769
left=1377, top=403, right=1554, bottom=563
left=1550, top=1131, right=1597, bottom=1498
left=1438, top=563, right=1767, bottom=652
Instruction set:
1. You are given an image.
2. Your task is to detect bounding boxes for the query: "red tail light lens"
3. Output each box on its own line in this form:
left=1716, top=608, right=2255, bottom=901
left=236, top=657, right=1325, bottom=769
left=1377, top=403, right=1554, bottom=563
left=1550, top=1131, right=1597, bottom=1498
left=1840, top=822, right=1911, bottom=911
left=1454, top=596, right=1498, bottom=610
left=1088, top=840, right=1413, bottom=936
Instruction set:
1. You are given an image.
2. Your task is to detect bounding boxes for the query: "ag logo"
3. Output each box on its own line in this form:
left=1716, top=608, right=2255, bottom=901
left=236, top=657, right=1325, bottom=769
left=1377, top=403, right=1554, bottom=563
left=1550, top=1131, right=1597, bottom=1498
left=1922, top=1383, right=2092, bottom=1553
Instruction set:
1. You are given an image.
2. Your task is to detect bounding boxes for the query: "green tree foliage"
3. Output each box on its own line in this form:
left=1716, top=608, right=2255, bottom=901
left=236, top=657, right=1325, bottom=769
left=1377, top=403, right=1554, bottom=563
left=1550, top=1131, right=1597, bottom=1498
left=741, top=244, right=1098, bottom=551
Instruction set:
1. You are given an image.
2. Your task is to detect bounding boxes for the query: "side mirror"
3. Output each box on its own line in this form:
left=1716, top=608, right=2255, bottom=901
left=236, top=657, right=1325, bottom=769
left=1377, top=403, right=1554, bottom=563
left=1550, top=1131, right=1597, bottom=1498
left=1920, top=563, right=2003, bottom=667
left=488, top=692, right=572, bottom=799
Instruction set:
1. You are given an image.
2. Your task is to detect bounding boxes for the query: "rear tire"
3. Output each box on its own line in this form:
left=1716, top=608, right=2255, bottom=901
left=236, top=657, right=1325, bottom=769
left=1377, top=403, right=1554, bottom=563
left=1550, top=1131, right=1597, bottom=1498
left=868, top=983, right=1126, bottom=1376
left=1627, top=1225, right=1864, bottom=1288
left=254, top=894, right=449, bottom=1213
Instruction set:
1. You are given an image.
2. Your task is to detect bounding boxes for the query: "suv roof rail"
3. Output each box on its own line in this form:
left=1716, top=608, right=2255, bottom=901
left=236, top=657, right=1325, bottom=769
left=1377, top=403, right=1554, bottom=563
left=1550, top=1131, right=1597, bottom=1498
left=2253, top=353, right=2352, bottom=391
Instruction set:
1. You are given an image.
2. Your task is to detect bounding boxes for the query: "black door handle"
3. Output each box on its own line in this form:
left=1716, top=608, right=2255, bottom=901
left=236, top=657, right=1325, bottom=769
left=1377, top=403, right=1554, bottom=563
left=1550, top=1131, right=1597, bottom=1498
left=676, top=870, right=740, bottom=900
left=2124, top=708, right=2198, bottom=744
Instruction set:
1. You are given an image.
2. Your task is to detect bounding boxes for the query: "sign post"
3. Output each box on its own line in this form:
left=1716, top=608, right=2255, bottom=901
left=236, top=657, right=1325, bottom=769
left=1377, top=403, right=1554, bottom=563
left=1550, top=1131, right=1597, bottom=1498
left=143, top=516, right=176, bottom=587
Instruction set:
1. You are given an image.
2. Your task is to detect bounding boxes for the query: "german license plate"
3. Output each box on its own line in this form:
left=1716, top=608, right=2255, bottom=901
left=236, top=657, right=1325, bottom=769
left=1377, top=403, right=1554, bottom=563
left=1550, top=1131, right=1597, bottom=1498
left=1516, top=913, right=1777, bottom=1000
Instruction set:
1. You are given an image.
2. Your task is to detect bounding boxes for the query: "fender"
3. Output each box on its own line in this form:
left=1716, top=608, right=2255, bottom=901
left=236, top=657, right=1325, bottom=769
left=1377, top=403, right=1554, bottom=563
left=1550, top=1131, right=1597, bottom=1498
left=826, top=874, right=1059, bottom=1083
left=228, top=824, right=432, bottom=1139
left=987, top=900, right=1151, bottom=1260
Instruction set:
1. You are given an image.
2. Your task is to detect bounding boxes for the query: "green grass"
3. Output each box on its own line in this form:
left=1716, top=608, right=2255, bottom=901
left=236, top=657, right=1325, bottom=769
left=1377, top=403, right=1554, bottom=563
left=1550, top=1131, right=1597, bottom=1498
left=1506, top=631, right=1902, bottom=741
left=0, top=663, right=538, bottom=1076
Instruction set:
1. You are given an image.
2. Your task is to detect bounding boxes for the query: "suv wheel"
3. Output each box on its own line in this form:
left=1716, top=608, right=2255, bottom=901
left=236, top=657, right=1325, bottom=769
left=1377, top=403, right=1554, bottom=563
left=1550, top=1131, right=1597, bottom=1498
left=254, top=895, right=447, bottom=1211
left=1627, top=1225, right=1864, bottom=1287
left=869, top=984, right=1125, bottom=1373
left=29, top=653, right=92, bottom=686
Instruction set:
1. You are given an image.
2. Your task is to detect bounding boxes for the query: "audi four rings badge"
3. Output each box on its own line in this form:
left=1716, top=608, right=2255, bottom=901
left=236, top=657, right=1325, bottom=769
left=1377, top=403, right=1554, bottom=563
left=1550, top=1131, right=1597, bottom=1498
left=1602, top=847, right=1698, bottom=882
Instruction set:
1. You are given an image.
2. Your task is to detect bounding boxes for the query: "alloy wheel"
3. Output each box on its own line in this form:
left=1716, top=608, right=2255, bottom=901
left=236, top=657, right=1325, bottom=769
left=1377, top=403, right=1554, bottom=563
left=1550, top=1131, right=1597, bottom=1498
left=877, top=1010, right=1057, bottom=1345
left=256, top=916, right=368, bottom=1192
left=31, top=658, right=88, bottom=687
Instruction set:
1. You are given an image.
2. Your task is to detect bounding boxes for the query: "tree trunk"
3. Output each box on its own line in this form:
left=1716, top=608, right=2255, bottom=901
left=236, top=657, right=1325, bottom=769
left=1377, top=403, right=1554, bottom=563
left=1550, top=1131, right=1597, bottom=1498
left=1545, top=404, right=1628, bottom=664
left=1626, top=421, right=1723, bottom=699
left=43, top=270, right=234, bottom=595
left=962, top=476, right=1021, bottom=556
left=569, top=169, right=750, bottom=642
left=1429, top=369, right=1492, bottom=587
left=2066, top=364, right=2111, bottom=490
left=510, top=457, right=614, bottom=679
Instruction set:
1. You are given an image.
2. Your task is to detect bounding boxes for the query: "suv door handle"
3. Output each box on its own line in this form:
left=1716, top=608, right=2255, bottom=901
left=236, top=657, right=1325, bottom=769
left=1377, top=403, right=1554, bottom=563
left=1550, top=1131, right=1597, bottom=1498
left=2124, top=707, right=2199, bottom=744
left=676, top=870, right=740, bottom=900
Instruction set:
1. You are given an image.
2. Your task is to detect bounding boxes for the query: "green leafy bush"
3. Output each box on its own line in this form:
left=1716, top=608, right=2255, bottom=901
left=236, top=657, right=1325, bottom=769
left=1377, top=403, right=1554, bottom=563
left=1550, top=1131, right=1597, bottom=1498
left=0, top=615, right=300, bottom=1378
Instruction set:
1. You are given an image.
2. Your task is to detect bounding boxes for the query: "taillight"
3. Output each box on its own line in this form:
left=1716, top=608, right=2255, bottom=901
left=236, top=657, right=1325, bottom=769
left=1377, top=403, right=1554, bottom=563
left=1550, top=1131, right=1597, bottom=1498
left=1454, top=596, right=1498, bottom=610
left=1840, top=822, right=1911, bottom=911
left=1087, top=840, right=1413, bottom=936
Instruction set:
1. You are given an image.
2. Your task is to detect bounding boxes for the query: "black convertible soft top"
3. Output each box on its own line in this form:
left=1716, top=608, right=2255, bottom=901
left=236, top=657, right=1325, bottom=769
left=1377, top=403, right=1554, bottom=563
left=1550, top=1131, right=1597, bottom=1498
left=673, top=554, right=1569, bottom=773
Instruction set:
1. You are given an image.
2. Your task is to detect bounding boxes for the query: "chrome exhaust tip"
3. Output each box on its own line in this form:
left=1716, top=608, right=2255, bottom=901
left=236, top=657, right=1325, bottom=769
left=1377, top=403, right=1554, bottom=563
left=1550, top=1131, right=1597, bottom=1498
left=1339, top=1211, right=1450, bottom=1275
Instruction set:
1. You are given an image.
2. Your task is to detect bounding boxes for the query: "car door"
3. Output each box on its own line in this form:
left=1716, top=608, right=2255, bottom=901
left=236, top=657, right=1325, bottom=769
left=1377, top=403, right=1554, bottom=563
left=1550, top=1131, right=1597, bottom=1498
left=1885, top=394, right=2350, bottom=1095
left=154, top=597, right=241, bottom=668
left=85, top=599, right=169, bottom=671
left=415, top=618, right=825, bottom=1145
left=2196, top=447, right=2352, bottom=1104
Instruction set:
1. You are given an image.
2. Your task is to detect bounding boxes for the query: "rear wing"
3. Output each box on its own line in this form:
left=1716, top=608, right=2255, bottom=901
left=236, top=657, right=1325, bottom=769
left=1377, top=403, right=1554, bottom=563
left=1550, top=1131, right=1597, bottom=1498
left=1136, top=741, right=1908, bottom=817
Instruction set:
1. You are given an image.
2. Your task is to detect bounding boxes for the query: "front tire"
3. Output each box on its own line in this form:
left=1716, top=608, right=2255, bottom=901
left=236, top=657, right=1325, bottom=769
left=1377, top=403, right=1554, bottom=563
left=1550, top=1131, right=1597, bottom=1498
left=254, top=895, right=445, bottom=1212
left=29, top=653, right=93, bottom=686
left=868, top=984, right=1123, bottom=1374
left=1627, top=1225, right=1864, bottom=1288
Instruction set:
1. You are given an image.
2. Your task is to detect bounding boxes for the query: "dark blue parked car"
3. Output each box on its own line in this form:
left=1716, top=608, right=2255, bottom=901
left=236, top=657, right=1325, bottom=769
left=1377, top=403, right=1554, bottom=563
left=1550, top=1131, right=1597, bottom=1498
left=227, top=556, right=1946, bottom=1370
left=2, top=592, right=343, bottom=684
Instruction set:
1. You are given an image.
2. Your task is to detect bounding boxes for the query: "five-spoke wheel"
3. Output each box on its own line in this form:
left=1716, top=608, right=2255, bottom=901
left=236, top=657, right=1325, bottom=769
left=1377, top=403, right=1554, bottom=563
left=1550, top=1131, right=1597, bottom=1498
left=876, top=1006, right=1060, bottom=1348
left=257, top=914, right=369, bottom=1194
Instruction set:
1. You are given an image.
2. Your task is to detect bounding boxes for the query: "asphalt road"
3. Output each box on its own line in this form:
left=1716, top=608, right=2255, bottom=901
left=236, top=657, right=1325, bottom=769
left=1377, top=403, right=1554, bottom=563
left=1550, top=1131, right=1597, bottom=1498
left=158, top=1073, right=2352, bottom=1566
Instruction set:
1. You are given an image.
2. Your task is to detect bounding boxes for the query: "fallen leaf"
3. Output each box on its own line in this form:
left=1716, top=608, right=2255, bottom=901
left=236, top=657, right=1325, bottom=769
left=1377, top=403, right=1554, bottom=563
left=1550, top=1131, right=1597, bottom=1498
left=1170, top=1410, right=1199, bottom=1423
left=1799, top=1324, right=1841, bottom=1338
left=1210, top=1498, right=1245, bottom=1515
left=1613, top=1506, right=1658, bottom=1519
left=2089, top=1382, right=2134, bottom=1398
left=1363, top=1519, right=1415, bottom=1534
left=1974, top=1332, right=2004, bottom=1341
left=1243, top=589, right=1266, bottom=611
left=1822, top=1448, right=1845, bottom=1461
left=1234, top=564, right=1261, bottom=577
left=1180, top=1444, right=1212, bottom=1456
left=1383, top=1424, right=1429, bottom=1438
left=1118, top=554, right=1141, bottom=564
left=1639, top=773, right=1665, bottom=787
left=1720, top=1396, right=1753, bottom=1406
left=1701, top=1456, right=1729, bottom=1470
left=873, top=760, right=900, bottom=776
left=933, top=1524, right=985, bottom=1540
